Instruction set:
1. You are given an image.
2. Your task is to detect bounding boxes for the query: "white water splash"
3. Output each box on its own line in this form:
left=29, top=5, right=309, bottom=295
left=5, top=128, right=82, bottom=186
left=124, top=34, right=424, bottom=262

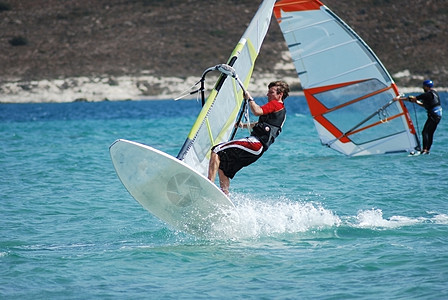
left=351, top=208, right=448, bottom=229
left=212, top=194, right=341, bottom=239
left=209, top=199, right=448, bottom=240
left=428, top=212, right=448, bottom=225
left=354, top=209, right=420, bottom=228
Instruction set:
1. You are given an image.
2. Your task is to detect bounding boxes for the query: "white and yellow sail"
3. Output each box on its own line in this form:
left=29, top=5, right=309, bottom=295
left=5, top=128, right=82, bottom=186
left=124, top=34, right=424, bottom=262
left=177, top=0, right=276, bottom=176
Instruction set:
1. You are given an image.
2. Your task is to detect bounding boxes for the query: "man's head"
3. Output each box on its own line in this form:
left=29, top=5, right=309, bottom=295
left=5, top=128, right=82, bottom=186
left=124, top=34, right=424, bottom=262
left=268, top=81, right=290, bottom=101
left=423, top=79, right=433, bottom=91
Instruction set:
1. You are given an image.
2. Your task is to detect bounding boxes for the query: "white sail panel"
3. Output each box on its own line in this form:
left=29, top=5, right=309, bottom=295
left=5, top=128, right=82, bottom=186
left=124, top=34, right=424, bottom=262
left=178, top=0, right=276, bottom=176
left=274, top=0, right=419, bottom=156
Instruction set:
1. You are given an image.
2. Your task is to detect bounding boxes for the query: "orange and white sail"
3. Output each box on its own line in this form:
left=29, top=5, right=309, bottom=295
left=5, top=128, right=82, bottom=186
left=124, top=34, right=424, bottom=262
left=274, top=0, right=419, bottom=155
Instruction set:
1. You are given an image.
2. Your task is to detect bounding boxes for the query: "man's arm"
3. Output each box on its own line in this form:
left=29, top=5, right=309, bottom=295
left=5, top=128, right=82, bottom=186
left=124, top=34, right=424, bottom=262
left=244, top=91, right=263, bottom=116
left=237, top=121, right=257, bottom=129
left=394, top=95, right=423, bottom=107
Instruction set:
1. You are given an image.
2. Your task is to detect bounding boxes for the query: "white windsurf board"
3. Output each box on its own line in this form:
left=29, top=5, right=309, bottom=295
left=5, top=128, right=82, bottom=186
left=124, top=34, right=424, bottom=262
left=109, top=139, right=238, bottom=236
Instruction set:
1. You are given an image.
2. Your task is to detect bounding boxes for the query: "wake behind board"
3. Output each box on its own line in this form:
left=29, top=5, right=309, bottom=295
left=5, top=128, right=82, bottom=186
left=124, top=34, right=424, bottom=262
left=109, top=139, right=238, bottom=236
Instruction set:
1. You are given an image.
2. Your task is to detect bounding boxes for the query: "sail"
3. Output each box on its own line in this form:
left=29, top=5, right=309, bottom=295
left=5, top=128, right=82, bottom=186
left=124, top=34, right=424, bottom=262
left=177, top=0, right=276, bottom=176
left=274, top=0, right=419, bottom=156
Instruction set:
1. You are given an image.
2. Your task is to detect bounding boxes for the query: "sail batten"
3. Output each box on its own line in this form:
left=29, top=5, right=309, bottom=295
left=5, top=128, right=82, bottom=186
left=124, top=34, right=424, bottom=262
left=282, top=18, right=331, bottom=33
left=347, top=115, right=406, bottom=138
left=323, top=85, right=392, bottom=115
left=275, top=0, right=419, bottom=155
left=298, top=39, right=360, bottom=60
left=307, top=62, right=381, bottom=89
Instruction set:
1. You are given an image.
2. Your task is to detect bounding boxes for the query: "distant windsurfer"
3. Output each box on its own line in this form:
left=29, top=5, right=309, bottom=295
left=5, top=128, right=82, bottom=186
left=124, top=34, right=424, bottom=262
left=395, top=80, right=442, bottom=154
left=208, top=81, right=289, bottom=195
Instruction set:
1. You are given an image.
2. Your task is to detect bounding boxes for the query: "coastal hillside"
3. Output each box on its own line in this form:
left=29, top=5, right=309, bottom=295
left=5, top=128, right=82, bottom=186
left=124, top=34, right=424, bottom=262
left=0, top=0, right=447, bottom=101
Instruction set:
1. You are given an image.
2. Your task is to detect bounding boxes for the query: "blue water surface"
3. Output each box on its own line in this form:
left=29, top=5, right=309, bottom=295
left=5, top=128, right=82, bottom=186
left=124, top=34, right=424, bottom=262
left=1, top=94, right=447, bottom=299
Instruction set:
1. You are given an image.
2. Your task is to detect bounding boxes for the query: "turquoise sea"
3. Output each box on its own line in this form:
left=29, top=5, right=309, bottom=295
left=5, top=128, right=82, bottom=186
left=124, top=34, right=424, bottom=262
left=1, top=93, right=447, bottom=299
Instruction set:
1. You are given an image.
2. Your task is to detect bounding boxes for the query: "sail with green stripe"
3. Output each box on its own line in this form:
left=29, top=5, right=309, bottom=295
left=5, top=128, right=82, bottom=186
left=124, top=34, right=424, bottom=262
left=177, top=0, right=276, bottom=176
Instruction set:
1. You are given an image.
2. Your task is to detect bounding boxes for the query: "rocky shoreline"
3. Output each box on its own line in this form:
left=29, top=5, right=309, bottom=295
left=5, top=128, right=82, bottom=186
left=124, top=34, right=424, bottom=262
left=1, top=0, right=446, bottom=104
left=0, top=69, right=443, bottom=104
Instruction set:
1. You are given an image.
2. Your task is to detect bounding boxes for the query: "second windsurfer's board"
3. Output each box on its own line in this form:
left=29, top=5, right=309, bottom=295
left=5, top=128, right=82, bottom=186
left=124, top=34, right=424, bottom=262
left=109, top=139, right=238, bottom=236
left=408, top=151, right=422, bottom=157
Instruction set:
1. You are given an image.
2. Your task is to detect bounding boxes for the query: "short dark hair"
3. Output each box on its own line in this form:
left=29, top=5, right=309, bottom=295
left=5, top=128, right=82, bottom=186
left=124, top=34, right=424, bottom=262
left=269, top=81, right=290, bottom=100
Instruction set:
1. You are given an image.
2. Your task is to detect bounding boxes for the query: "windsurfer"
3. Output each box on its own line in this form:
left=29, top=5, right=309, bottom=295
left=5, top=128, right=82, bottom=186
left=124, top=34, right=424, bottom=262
left=395, top=80, right=442, bottom=154
left=208, top=80, right=289, bottom=195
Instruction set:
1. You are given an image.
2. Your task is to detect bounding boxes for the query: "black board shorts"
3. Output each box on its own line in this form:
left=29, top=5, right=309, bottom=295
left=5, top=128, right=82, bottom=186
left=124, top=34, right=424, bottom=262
left=212, top=136, right=264, bottom=179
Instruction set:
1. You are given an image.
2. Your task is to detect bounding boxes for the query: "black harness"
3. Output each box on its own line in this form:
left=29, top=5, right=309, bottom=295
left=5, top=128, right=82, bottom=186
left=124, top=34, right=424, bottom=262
left=424, top=90, right=441, bottom=110
left=251, top=108, right=286, bottom=151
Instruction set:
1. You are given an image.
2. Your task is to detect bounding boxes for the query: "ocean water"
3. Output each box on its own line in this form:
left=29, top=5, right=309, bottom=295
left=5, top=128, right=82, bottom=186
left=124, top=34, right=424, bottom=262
left=1, top=94, right=447, bottom=299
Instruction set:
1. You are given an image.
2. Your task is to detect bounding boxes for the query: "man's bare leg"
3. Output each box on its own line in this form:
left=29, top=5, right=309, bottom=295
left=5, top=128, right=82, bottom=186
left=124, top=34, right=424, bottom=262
left=208, top=152, right=220, bottom=182
left=208, top=151, right=230, bottom=195
left=218, top=169, right=230, bottom=195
